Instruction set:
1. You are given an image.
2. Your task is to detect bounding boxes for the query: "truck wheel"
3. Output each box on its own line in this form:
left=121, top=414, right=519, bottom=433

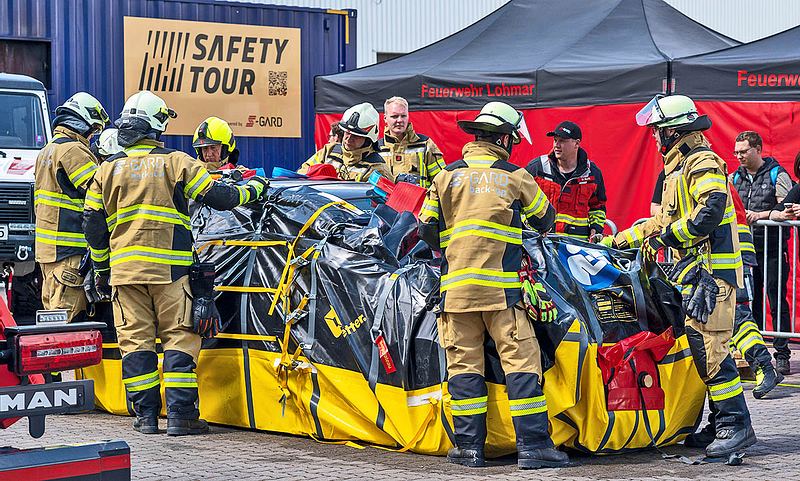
left=10, top=266, right=43, bottom=322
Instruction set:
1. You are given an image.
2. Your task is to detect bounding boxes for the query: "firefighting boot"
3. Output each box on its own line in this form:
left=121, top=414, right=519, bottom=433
left=133, top=416, right=160, bottom=434
left=705, top=358, right=757, bottom=458
left=167, top=418, right=210, bottom=436
left=752, top=365, right=783, bottom=399
left=506, top=373, right=570, bottom=469
left=122, top=351, right=161, bottom=432
left=446, top=447, right=485, bottom=468
left=447, top=374, right=488, bottom=468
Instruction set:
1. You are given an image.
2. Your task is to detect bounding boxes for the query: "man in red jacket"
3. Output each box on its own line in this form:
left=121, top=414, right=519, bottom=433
left=525, top=121, right=607, bottom=239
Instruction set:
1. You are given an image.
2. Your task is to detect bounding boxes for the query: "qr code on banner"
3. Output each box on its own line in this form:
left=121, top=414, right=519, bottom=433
left=268, top=71, right=288, bottom=96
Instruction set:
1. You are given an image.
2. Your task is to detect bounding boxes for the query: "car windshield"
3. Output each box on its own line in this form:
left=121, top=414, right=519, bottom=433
left=0, top=92, right=47, bottom=149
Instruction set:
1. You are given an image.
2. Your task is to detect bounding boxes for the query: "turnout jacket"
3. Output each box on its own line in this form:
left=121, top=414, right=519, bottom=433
left=418, top=141, right=555, bottom=313
left=297, top=142, right=390, bottom=182
left=83, top=140, right=262, bottom=286
left=377, top=124, right=446, bottom=187
left=613, top=132, right=743, bottom=288
left=34, top=126, right=99, bottom=263
left=525, top=148, right=606, bottom=239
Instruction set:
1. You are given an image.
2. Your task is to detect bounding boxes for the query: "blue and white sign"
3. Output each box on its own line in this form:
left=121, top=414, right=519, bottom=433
left=557, top=244, right=621, bottom=291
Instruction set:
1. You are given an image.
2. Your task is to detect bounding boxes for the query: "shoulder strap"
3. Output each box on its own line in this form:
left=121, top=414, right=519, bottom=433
left=770, top=166, right=780, bottom=186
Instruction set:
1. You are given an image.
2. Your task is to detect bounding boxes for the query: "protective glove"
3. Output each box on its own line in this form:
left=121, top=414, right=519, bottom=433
left=522, top=279, right=558, bottom=322
left=192, top=297, right=223, bottom=339
left=245, top=176, right=270, bottom=202
left=395, top=173, right=421, bottom=185
left=592, top=235, right=614, bottom=247
left=640, top=236, right=664, bottom=263
left=684, top=269, right=719, bottom=324
left=189, top=262, right=224, bottom=339
left=667, top=255, right=702, bottom=286
left=84, top=269, right=112, bottom=304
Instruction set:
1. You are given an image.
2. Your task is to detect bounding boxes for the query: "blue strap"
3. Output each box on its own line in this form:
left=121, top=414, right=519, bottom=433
left=770, top=166, right=780, bottom=186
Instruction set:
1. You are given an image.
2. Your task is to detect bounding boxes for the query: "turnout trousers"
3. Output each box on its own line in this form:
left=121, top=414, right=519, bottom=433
left=40, top=254, right=87, bottom=322
left=685, top=279, right=752, bottom=434
left=112, top=275, right=202, bottom=420
left=438, top=304, right=553, bottom=451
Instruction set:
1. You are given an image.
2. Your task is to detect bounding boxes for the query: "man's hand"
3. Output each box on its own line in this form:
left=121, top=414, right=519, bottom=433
left=745, top=209, right=766, bottom=225
left=245, top=176, right=270, bottom=202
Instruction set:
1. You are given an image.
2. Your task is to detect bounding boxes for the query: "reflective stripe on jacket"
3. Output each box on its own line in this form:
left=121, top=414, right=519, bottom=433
left=34, top=126, right=98, bottom=263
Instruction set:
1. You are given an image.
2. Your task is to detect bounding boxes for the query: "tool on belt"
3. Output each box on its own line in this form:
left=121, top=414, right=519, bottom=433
left=189, top=262, right=224, bottom=338
left=519, top=255, right=558, bottom=323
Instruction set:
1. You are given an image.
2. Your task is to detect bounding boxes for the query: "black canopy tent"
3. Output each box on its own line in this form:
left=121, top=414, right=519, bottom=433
left=313, top=0, right=738, bottom=230
left=314, top=0, right=738, bottom=112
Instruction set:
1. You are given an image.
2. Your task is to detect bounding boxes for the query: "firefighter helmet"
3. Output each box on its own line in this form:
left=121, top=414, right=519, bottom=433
left=636, top=94, right=699, bottom=129
left=56, top=92, right=110, bottom=131
left=119, top=90, right=177, bottom=133
left=96, top=128, right=122, bottom=157
left=192, top=117, right=236, bottom=160
left=339, top=103, right=380, bottom=143
left=457, top=101, right=531, bottom=144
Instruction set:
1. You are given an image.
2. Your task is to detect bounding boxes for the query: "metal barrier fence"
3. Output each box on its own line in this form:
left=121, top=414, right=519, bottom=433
left=753, top=220, right=800, bottom=339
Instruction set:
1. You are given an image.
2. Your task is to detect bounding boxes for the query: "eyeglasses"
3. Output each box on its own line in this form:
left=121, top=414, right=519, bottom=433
left=733, top=147, right=754, bottom=157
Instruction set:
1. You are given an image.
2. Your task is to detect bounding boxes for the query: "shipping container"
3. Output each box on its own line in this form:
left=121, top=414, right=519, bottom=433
left=0, top=0, right=356, bottom=171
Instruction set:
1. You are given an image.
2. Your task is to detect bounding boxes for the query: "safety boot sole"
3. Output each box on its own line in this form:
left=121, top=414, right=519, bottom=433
left=518, top=458, right=570, bottom=469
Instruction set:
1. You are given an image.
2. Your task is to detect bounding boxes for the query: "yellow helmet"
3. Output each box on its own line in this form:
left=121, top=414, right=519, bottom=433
left=192, top=117, right=236, bottom=160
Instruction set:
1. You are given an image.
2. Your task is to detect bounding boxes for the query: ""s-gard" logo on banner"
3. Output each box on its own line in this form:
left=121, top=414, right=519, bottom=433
left=123, top=17, right=301, bottom=137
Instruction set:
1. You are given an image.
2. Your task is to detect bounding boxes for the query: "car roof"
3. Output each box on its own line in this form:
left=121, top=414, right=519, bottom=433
left=0, top=73, right=46, bottom=91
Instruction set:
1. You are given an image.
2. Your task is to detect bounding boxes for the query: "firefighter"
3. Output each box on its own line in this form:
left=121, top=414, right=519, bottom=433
left=192, top=117, right=242, bottom=171
left=418, top=101, right=568, bottom=470
left=297, top=121, right=343, bottom=175
left=729, top=187, right=782, bottom=398
left=35, top=92, right=110, bottom=321
left=600, top=94, right=756, bottom=458
left=525, top=121, right=607, bottom=240
left=82, top=91, right=269, bottom=436
left=296, top=102, right=391, bottom=181
left=377, top=96, right=446, bottom=187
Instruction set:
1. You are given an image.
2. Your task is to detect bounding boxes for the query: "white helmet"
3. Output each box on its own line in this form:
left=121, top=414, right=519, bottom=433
left=119, top=90, right=177, bottom=133
left=96, top=128, right=123, bottom=157
left=56, top=92, right=109, bottom=130
left=339, top=102, right=380, bottom=143
left=636, top=94, right=699, bottom=129
left=457, top=101, right=531, bottom=144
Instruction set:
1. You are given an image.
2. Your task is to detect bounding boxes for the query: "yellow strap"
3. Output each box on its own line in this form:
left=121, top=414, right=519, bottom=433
left=195, top=239, right=289, bottom=253
left=373, top=398, right=440, bottom=453
left=215, top=286, right=279, bottom=293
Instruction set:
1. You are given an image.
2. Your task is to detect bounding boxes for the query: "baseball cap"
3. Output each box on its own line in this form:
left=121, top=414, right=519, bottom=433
left=546, top=121, right=582, bottom=140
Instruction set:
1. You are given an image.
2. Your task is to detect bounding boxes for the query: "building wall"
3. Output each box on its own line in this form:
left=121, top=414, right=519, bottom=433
left=230, top=0, right=509, bottom=67
left=230, top=0, right=800, bottom=67
left=665, top=0, right=800, bottom=43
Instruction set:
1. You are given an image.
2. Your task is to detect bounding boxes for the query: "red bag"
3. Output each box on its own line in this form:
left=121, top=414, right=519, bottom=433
left=597, top=328, right=675, bottom=411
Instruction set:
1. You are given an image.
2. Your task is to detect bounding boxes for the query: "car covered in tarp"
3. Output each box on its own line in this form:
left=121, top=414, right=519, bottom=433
left=80, top=181, right=706, bottom=456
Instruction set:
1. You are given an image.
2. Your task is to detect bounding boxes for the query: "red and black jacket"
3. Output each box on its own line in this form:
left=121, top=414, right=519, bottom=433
left=525, top=148, right=607, bottom=238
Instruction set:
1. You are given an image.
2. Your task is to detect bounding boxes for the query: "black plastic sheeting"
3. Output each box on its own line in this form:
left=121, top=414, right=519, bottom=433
left=191, top=185, right=685, bottom=392
left=315, top=0, right=737, bottom=111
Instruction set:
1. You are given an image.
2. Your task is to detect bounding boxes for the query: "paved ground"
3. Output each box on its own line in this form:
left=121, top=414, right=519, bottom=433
left=5, top=352, right=800, bottom=481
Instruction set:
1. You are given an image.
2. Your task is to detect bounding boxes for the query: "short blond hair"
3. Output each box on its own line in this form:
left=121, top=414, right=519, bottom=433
left=384, top=96, right=408, bottom=111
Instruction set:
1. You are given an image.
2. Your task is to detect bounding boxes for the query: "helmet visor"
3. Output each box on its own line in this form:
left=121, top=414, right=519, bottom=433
left=635, top=95, right=665, bottom=127
left=517, top=113, right=531, bottom=144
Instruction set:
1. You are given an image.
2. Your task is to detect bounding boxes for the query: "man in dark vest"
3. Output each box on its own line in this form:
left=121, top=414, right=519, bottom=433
left=729, top=130, right=794, bottom=375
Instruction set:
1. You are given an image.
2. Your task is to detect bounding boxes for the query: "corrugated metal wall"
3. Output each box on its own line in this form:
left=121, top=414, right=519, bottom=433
left=665, top=0, right=800, bottom=43
left=0, top=0, right=356, bottom=169
left=233, top=0, right=510, bottom=67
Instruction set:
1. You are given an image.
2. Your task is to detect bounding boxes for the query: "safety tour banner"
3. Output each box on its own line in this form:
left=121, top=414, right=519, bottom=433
left=81, top=186, right=706, bottom=456
left=123, top=16, right=301, bottom=137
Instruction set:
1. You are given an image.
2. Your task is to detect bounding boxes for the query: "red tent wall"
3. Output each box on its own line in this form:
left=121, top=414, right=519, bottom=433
left=317, top=103, right=665, bottom=233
